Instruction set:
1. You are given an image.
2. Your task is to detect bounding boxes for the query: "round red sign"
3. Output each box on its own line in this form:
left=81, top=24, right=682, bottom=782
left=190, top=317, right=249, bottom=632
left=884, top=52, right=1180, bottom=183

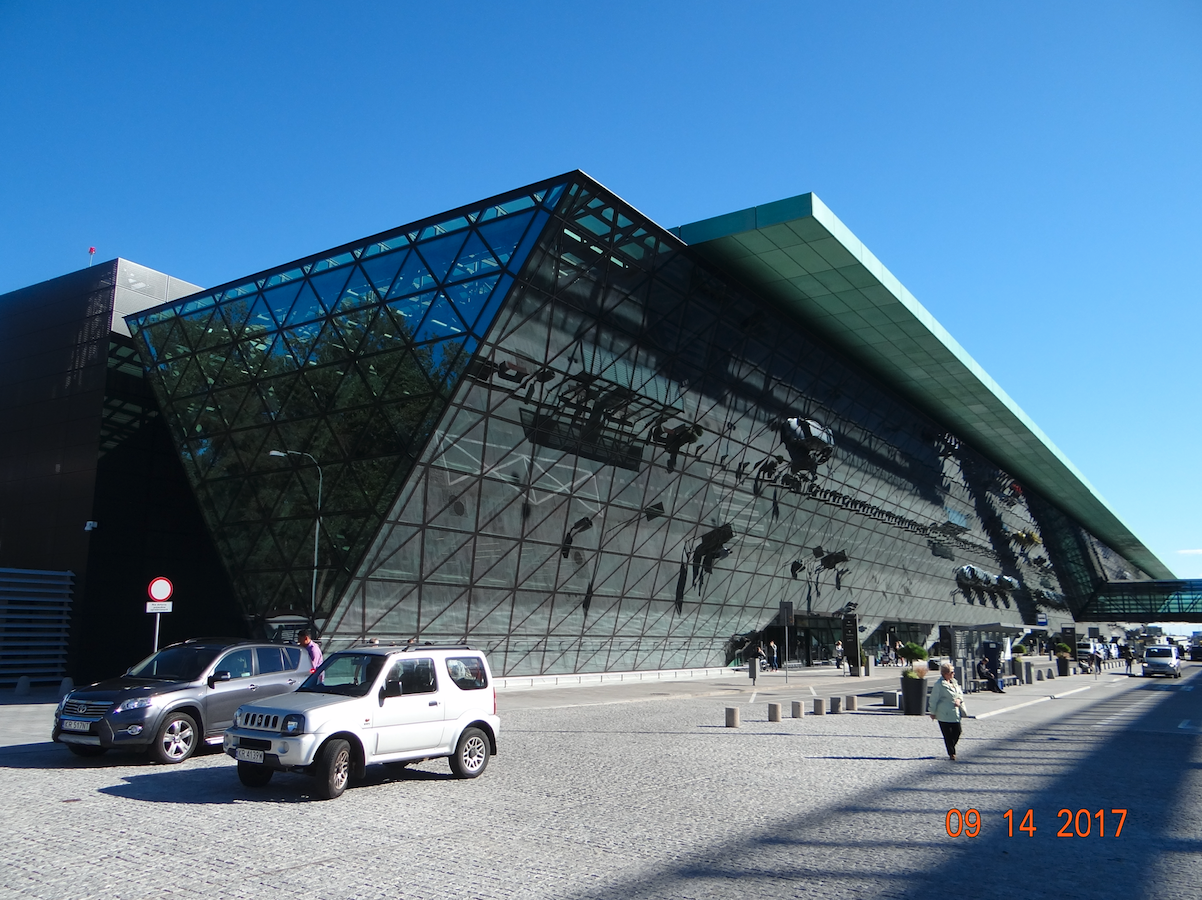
left=147, top=577, right=174, bottom=602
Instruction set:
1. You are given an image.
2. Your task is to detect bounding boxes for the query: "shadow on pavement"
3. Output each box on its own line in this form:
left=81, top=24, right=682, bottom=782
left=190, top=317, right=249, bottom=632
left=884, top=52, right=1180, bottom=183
left=96, top=759, right=453, bottom=804
left=560, top=668, right=1201, bottom=900
left=0, top=741, right=226, bottom=769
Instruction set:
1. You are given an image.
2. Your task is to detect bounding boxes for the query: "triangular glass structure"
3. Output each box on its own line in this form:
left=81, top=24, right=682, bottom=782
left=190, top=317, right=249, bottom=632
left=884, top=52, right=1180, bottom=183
left=126, top=176, right=565, bottom=629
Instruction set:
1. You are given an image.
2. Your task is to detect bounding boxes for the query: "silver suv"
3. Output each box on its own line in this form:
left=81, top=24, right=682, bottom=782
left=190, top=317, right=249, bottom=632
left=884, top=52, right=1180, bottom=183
left=223, top=644, right=499, bottom=799
left=53, top=639, right=308, bottom=763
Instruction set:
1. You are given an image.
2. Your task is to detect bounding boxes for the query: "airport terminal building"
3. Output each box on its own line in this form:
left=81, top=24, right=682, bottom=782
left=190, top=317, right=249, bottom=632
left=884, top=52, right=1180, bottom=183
left=5, top=172, right=1188, bottom=681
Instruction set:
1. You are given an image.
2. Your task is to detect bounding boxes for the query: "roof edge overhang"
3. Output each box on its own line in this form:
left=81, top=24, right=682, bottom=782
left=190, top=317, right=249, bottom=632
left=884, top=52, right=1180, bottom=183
left=672, top=194, right=1174, bottom=581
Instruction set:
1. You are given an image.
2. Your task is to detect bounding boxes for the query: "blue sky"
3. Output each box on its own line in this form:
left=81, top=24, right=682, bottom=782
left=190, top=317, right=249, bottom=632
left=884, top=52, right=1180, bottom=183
left=2, top=2, right=1200, bottom=582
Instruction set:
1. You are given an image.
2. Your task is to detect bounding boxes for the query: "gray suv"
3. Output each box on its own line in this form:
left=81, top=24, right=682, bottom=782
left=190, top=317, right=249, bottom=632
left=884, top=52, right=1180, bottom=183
left=53, top=639, right=309, bottom=763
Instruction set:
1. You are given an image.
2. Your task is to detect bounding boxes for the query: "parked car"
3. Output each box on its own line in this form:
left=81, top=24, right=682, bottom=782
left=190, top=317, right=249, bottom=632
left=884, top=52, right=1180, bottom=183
left=53, top=639, right=308, bottom=763
left=223, top=644, right=500, bottom=799
left=1142, top=645, right=1182, bottom=678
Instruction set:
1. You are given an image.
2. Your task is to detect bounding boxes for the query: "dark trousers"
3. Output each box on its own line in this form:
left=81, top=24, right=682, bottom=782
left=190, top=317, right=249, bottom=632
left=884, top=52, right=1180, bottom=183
left=938, top=720, right=962, bottom=758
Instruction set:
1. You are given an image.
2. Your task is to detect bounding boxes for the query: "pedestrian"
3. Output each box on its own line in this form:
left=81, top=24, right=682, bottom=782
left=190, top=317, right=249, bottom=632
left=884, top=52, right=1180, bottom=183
left=927, top=662, right=968, bottom=760
left=1123, top=646, right=1133, bottom=675
left=834, top=640, right=844, bottom=674
left=768, top=639, right=779, bottom=671
left=1090, top=648, right=1102, bottom=680
left=299, top=629, right=323, bottom=673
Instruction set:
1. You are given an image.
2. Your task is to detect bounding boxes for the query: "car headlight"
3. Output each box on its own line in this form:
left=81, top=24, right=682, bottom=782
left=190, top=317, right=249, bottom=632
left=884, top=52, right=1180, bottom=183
left=282, top=714, right=305, bottom=736
left=55, top=693, right=70, bottom=715
left=115, top=697, right=155, bottom=712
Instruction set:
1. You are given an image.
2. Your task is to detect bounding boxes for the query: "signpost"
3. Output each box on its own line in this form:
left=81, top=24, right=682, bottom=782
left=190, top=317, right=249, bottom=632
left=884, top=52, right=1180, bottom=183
left=146, top=577, right=174, bottom=651
left=779, top=601, right=794, bottom=683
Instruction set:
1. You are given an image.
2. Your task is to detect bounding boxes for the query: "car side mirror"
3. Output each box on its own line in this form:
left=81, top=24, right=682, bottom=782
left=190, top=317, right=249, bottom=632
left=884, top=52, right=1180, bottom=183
left=207, top=670, right=232, bottom=688
left=378, top=679, right=402, bottom=705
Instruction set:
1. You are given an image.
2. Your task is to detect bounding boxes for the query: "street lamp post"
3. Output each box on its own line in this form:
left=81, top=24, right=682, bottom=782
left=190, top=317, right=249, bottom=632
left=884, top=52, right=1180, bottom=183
left=268, top=449, right=323, bottom=622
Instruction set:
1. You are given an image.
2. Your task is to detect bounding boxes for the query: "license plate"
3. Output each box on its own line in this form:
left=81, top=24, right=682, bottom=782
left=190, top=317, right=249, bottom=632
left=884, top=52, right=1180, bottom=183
left=236, top=748, right=264, bottom=763
left=61, top=719, right=91, bottom=732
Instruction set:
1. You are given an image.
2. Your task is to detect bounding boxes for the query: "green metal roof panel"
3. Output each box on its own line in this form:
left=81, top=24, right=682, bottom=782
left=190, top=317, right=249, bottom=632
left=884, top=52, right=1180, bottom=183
left=675, top=193, right=1173, bottom=581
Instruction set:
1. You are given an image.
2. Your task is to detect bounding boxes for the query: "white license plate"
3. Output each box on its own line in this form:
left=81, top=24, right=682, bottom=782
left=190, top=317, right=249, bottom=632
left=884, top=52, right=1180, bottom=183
left=236, top=748, right=264, bottom=763
left=61, top=719, right=91, bottom=732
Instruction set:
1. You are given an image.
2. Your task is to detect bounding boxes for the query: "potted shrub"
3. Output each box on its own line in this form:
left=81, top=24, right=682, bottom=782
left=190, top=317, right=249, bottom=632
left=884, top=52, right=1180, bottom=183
left=898, top=642, right=929, bottom=715
left=1055, top=642, right=1073, bottom=677
left=1010, top=644, right=1027, bottom=678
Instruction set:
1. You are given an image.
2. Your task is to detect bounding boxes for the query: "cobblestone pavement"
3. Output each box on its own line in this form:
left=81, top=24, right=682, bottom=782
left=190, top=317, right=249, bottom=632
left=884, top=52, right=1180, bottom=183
left=1, top=666, right=1197, bottom=900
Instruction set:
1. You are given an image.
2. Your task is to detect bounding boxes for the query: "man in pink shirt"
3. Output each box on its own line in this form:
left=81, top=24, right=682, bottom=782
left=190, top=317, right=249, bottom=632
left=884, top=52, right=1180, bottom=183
left=299, top=629, right=323, bottom=673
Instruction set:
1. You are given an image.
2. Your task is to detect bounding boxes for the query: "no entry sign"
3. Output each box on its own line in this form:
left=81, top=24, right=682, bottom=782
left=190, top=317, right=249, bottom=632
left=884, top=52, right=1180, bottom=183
left=148, top=577, right=173, bottom=601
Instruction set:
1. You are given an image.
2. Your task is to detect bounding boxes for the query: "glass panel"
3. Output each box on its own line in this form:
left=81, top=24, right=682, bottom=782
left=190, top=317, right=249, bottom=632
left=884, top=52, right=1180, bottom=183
left=412, top=294, right=467, bottom=344
left=413, top=230, right=468, bottom=283
left=283, top=282, right=327, bottom=327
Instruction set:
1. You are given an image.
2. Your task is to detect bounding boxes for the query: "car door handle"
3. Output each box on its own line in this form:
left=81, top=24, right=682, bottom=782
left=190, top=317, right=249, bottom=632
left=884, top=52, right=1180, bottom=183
left=248, top=684, right=257, bottom=690
left=429, top=701, right=439, bottom=706
left=287, top=679, right=296, bottom=685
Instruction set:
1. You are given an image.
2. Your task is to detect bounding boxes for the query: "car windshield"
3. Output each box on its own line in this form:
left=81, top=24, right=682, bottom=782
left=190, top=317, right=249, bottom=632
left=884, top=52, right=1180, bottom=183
left=1145, top=648, right=1171, bottom=658
left=128, top=646, right=221, bottom=681
left=298, top=653, right=386, bottom=696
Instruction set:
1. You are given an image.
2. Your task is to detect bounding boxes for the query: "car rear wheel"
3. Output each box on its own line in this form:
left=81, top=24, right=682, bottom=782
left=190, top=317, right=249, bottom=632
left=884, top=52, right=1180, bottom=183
left=237, top=761, right=273, bottom=787
left=314, top=738, right=351, bottom=800
left=150, top=712, right=198, bottom=764
left=66, top=743, right=107, bottom=758
left=449, top=727, right=489, bottom=779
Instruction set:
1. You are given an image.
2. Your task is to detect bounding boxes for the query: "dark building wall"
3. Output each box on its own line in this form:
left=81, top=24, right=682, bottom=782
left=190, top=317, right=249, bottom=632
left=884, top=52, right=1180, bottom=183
left=74, top=335, right=245, bottom=682
left=0, top=263, right=116, bottom=665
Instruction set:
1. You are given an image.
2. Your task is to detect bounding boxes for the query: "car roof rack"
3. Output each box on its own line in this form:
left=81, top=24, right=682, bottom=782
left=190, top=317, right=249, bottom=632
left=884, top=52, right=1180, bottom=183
left=401, top=643, right=474, bottom=652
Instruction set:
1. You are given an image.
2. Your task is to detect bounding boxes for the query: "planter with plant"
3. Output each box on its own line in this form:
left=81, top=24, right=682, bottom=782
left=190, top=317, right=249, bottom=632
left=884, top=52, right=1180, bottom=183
left=1055, top=642, right=1073, bottom=676
left=898, top=642, right=929, bottom=715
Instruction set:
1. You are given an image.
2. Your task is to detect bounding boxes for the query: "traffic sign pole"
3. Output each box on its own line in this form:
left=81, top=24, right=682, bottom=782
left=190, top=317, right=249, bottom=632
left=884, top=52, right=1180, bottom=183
left=146, top=577, right=174, bottom=652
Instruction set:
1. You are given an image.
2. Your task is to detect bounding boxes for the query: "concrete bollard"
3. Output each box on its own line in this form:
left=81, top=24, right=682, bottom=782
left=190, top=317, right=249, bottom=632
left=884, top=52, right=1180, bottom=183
left=791, top=700, right=804, bottom=718
left=813, top=698, right=825, bottom=715
left=1036, top=669, right=1044, bottom=681
left=882, top=690, right=898, bottom=707
left=14, top=675, right=31, bottom=696
left=58, top=677, right=74, bottom=697
left=768, top=702, right=781, bottom=723
left=845, top=695, right=858, bottom=712
left=829, top=696, right=842, bottom=714
left=1024, top=661, right=1033, bottom=685
left=725, top=707, right=740, bottom=728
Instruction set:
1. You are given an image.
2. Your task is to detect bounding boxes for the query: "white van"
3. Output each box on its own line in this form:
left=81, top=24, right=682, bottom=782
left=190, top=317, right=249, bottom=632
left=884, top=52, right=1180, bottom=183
left=1142, top=645, right=1181, bottom=679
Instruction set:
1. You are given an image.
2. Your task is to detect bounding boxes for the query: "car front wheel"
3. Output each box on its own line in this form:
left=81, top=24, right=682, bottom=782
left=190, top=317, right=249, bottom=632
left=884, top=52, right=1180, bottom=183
left=314, top=739, right=351, bottom=800
left=237, top=761, right=273, bottom=787
left=449, top=727, right=490, bottom=779
left=150, top=712, right=198, bottom=764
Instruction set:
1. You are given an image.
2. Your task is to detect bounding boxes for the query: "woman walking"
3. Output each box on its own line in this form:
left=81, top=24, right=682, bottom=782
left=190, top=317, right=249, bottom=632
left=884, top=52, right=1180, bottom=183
left=927, top=662, right=968, bottom=760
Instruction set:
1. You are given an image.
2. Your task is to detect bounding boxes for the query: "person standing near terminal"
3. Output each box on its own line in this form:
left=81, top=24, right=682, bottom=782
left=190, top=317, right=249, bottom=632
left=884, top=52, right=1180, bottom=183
left=928, top=662, right=967, bottom=760
left=834, top=640, right=845, bottom=674
left=299, top=629, right=323, bottom=673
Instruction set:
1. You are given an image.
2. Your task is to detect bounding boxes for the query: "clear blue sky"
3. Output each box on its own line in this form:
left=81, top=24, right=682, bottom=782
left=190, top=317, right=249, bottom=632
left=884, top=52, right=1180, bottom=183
left=2, top=2, right=1200, bottom=582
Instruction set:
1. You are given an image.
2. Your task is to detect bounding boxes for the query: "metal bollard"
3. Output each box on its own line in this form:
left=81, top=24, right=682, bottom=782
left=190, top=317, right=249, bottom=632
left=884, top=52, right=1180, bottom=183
left=768, top=702, right=781, bottom=722
left=791, top=700, right=804, bottom=718
left=813, top=698, right=825, bottom=715
left=882, top=690, right=898, bottom=707
left=830, top=696, right=842, bottom=714
left=845, top=695, right=857, bottom=712
left=725, top=707, right=740, bottom=728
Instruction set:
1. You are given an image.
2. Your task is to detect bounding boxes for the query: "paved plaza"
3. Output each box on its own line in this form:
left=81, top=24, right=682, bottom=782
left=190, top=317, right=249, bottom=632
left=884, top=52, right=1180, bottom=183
left=1, top=664, right=1199, bottom=900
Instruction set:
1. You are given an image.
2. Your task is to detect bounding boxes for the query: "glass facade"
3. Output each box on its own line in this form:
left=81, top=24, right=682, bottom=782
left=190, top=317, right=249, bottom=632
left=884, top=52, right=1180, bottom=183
left=128, top=181, right=566, bottom=627
left=129, top=173, right=1159, bottom=676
